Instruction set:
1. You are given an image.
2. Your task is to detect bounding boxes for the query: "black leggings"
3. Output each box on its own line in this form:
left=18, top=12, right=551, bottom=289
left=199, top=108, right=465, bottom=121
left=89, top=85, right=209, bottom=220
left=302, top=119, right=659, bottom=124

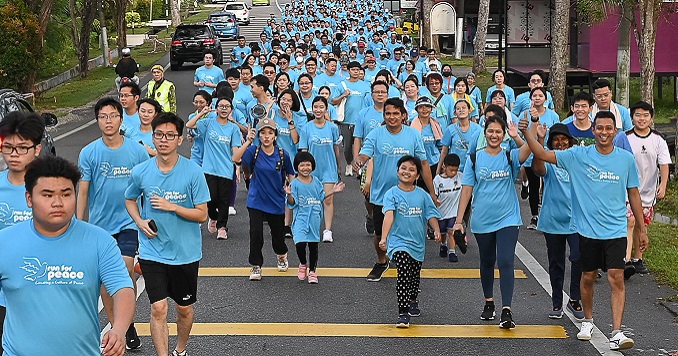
left=393, top=251, right=423, bottom=314
left=248, top=207, right=288, bottom=266
left=295, top=242, right=319, bottom=271
left=205, top=173, right=233, bottom=229
left=0, top=305, right=4, bottom=354
left=524, top=166, right=541, bottom=216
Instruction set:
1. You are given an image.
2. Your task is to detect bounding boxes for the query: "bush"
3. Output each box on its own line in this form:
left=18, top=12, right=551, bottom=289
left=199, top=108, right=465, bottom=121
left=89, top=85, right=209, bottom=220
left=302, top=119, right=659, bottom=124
left=0, top=2, right=43, bottom=92
left=126, top=11, right=141, bottom=27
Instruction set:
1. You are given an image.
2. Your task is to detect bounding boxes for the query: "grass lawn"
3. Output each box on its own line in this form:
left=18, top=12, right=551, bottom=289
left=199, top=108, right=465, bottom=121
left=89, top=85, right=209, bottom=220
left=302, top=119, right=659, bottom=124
left=441, top=55, right=499, bottom=70
left=645, top=222, right=678, bottom=290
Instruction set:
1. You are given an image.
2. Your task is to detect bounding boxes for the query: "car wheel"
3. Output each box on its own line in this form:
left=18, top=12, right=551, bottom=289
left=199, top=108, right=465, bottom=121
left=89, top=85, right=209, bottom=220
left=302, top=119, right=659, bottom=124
left=170, top=61, right=180, bottom=71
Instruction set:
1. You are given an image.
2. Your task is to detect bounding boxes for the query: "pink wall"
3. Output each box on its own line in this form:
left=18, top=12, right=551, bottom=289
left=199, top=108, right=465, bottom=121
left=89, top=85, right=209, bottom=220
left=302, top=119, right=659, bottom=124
left=577, top=8, right=678, bottom=74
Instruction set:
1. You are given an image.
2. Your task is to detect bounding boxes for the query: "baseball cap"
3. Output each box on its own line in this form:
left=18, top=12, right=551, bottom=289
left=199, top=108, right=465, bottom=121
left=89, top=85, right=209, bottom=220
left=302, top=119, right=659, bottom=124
left=257, top=117, right=277, bottom=132
left=320, top=48, right=330, bottom=54
left=151, top=64, right=164, bottom=72
left=415, top=96, right=434, bottom=109
left=365, top=56, right=376, bottom=63
left=357, top=41, right=366, bottom=48
left=379, top=49, right=389, bottom=56
left=410, top=49, right=418, bottom=57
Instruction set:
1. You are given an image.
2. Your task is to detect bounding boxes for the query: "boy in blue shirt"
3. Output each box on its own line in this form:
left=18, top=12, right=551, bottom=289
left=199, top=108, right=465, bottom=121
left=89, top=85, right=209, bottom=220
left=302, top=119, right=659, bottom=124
left=379, top=155, right=441, bottom=328
left=434, top=154, right=463, bottom=262
left=125, top=113, right=210, bottom=356
left=0, top=156, right=134, bottom=356
left=77, top=98, right=149, bottom=350
left=520, top=111, right=647, bottom=351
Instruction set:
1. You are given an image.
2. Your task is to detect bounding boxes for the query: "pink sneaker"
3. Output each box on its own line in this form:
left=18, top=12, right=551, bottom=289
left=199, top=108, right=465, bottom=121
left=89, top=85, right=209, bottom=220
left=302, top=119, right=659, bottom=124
left=297, top=264, right=307, bottom=280
left=217, top=227, right=228, bottom=240
left=308, top=271, right=318, bottom=284
left=207, top=219, right=217, bottom=233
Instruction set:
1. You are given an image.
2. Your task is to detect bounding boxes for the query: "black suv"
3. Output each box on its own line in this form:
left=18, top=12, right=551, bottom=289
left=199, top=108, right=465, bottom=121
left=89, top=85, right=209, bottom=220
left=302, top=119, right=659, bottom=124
left=0, top=89, right=58, bottom=171
left=170, top=24, right=223, bottom=70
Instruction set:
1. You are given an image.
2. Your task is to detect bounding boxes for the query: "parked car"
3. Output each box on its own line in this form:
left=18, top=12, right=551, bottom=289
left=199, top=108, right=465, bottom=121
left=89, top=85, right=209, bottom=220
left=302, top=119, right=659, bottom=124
left=252, top=0, right=271, bottom=6
left=223, top=2, right=251, bottom=25
left=207, top=12, right=239, bottom=40
left=0, top=89, right=58, bottom=171
left=170, top=24, right=224, bottom=70
left=211, top=0, right=234, bottom=3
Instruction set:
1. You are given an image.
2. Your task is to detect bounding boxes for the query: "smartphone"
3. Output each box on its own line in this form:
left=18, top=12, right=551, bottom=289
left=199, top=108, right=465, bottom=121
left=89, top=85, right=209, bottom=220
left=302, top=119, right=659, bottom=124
left=148, top=219, right=158, bottom=233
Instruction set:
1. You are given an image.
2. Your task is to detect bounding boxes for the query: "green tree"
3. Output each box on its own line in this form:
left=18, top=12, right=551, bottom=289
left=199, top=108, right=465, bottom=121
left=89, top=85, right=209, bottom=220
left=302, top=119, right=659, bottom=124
left=0, top=2, right=43, bottom=92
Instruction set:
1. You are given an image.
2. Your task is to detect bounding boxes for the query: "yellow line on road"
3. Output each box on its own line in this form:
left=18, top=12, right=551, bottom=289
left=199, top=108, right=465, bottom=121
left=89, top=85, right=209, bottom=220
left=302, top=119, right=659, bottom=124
left=134, top=323, right=566, bottom=338
left=198, top=267, right=527, bottom=279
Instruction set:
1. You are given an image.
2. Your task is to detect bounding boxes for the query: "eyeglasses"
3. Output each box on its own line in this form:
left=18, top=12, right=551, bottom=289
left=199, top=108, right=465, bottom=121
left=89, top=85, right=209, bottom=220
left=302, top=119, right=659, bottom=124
left=97, top=114, right=121, bottom=121
left=217, top=105, right=232, bottom=110
left=119, top=94, right=135, bottom=98
left=2, top=144, right=37, bottom=155
left=530, top=79, right=543, bottom=84
left=152, top=132, right=180, bottom=141
left=264, top=70, right=276, bottom=75
left=372, top=90, right=388, bottom=94
left=594, top=92, right=611, bottom=99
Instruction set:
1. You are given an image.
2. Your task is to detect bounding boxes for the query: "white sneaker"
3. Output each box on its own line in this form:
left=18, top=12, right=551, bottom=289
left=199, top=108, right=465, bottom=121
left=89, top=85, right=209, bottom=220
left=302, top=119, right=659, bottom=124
left=207, top=219, right=217, bottom=233
left=217, top=227, right=228, bottom=240
left=249, top=266, right=262, bottom=281
left=228, top=206, right=236, bottom=216
left=322, top=229, right=333, bottom=243
left=277, top=254, right=289, bottom=272
left=344, top=164, right=353, bottom=176
left=577, top=321, right=594, bottom=341
left=609, top=331, right=634, bottom=350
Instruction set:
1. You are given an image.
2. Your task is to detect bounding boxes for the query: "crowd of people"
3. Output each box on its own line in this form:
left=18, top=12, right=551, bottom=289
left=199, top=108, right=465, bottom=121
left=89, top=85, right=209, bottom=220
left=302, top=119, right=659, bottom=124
left=0, top=0, right=671, bottom=354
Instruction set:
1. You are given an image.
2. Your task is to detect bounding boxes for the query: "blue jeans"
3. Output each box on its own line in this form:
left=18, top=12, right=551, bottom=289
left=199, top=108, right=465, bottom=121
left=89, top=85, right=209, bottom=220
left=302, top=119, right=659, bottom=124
left=474, top=226, right=519, bottom=308
left=543, top=232, right=581, bottom=308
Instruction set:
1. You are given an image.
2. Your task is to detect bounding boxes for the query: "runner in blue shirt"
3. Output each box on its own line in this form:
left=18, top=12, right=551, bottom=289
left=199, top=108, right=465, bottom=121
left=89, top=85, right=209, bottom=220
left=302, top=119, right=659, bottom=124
left=193, top=51, right=225, bottom=91
left=77, top=98, right=148, bottom=350
left=119, top=82, right=141, bottom=133
left=125, top=113, right=210, bottom=356
left=125, top=98, right=162, bottom=157
left=187, top=90, right=217, bottom=166
left=225, top=68, right=254, bottom=115
left=438, top=100, right=482, bottom=173
left=0, top=156, right=134, bottom=356
left=231, top=36, right=252, bottom=68
left=425, top=73, right=456, bottom=129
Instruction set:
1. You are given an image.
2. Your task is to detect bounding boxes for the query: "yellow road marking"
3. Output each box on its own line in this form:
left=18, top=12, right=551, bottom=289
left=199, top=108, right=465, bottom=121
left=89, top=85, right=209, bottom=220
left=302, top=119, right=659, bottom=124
left=134, top=323, right=566, bottom=338
left=198, top=267, right=527, bottom=279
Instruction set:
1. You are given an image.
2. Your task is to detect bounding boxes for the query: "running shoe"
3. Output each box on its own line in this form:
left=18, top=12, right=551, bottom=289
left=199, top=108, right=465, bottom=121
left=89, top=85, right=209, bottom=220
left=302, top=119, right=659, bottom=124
left=284, top=225, right=293, bottom=239
left=499, top=308, right=516, bottom=329
left=249, top=266, right=262, bottom=281
left=171, top=349, right=188, bottom=356
left=439, top=244, right=448, bottom=258
left=567, top=300, right=585, bottom=321
left=322, top=229, right=333, bottom=243
left=480, top=302, right=495, bottom=320
left=632, top=259, right=649, bottom=274
left=277, top=254, right=289, bottom=272
left=526, top=216, right=538, bottom=230
left=365, top=214, right=375, bottom=235
left=297, top=264, right=307, bottom=280
left=217, top=227, right=228, bottom=240
left=125, top=324, right=141, bottom=350
left=307, top=271, right=318, bottom=284
left=408, top=300, right=421, bottom=317
left=366, top=262, right=389, bottom=282
left=396, top=314, right=410, bottom=328
left=228, top=206, right=236, bottom=216
left=609, top=331, right=635, bottom=350
left=453, top=230, right=468, bottom=254
left=520, top=182, right=529, bottom=200
left=624, top=261, right=636, bottom=280
left=207, top=219, right=217, bottom=233
left=345, top=164, right=353, bottom=177
left=548, top=307, right=563, bottom=319
left=448, top=252, right=459, bottom=263
left=577, top=321, right=594, bottom=340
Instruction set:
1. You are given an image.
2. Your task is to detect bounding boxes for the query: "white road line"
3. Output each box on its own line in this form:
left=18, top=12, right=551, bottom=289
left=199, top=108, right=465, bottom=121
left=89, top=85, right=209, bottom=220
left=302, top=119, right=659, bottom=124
left=515, top=242, right=619, bottom=355
left=99, top=276, right=147, bottom=339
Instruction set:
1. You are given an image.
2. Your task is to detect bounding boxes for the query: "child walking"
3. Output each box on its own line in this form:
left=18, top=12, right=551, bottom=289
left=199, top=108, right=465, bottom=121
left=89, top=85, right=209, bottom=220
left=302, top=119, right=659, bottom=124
left=285, top=152, right=345, bottom=284
left=379, top=155, right=441, bottom=328
left=434, top=154, right=463, bottom=262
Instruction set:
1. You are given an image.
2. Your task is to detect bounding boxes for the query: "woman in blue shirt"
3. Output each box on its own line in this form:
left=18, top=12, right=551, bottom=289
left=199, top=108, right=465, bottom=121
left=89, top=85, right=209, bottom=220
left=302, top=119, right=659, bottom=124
left=452, top=115, right=531, bottom=329
left=125, top=98, right=161, bottom=157
left=485, top=69, right=516, bottom=110
left=402, top=77, right=421, bottom=122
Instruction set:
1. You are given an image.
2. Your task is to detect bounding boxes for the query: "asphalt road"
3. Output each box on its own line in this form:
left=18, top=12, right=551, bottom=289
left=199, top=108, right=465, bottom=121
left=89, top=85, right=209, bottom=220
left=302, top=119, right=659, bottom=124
left=45, top=1, right=678, bottom=355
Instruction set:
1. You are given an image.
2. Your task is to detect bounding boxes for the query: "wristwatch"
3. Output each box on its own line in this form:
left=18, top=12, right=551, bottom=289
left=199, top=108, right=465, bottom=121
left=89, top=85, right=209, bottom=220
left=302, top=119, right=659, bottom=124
left=288, top=120, right=295, bottom=126
left=530, top=116, right=539, bottom=123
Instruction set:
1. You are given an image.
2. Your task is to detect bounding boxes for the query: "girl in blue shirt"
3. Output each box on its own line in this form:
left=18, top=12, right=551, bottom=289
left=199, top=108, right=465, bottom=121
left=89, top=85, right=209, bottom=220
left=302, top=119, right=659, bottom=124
left=126, top=98, right=161, bottom=157
left=379, top=155, right=441, bottom=328
left=485, top=69, right=516, bottom=110
left=187, top=90, right=217, bottom=166
left=285, top=152, right=345, bottom=284
left=452, top=116, right=531, bottom=329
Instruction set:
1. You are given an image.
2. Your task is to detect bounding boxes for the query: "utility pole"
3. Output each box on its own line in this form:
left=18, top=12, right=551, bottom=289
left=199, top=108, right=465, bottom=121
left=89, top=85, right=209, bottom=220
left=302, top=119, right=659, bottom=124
left=99, top=0, right=110, bottom=67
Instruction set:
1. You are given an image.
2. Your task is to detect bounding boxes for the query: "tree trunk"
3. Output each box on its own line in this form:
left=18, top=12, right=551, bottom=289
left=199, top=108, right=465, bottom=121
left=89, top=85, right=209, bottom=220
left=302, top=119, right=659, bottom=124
left=615, top=1, right=632, bottom=107
left=170, top=0, right=181, bottom=27
left=549, top=0, right=570, bottom=111
left=473, top=0, right=490, bottom=73
left=421, top=0, right=433, bottom=48
left=76, top=0, right=99, bottom=77
left=25, top=0, right=57, bottom=44
left=112, top=0, right=128, bottom=49
left=632, top=0, right=661, bottom=106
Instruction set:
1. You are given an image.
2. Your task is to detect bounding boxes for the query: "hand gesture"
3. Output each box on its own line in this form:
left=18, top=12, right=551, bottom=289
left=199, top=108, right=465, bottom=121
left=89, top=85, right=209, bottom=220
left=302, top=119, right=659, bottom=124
left=284, top=183, right=292, bottom=195
left=246, top=128, right=256, bottom=143
left=351, top=158, right=363, bottom=173
left=536, top=123, right=548, bottom=139
left=200, top=106, right=211, bottom=115
left=529, top=105, right=539, bottom=120
left=343, top=88, right=350, bottom=97
left=518, top=112, right=530, bottom=133
left=101, top=328, right=125, bottom=356
left=150, top=194, right=176, bottom=212
left=507, top=119, right=518, bottom=138
left=333, top=181, right=346, bottom=193
left=198, top=80, right=205, bottom=87
left=433, top=230, right=443, bottom=243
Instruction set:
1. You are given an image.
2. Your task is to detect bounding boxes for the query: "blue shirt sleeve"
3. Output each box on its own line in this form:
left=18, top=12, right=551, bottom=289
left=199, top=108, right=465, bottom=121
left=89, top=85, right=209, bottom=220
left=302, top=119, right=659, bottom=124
left=461, top=156, right=476, bottom=186
left=99, top=235, right=134, bottom=296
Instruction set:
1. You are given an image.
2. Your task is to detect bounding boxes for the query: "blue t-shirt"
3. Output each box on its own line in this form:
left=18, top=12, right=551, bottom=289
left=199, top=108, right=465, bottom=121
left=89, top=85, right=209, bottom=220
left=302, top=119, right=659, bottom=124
left=461, top=149, right=523, bottom=233
left=354, top=106, right=383, bottom=139
left=196, top=118, right=242, bottom=178
left=315, top=72, right=345, bottom=93
left=0, top=219, right=132, bottom=355
left=194, top=65, right=225, bottom=91
left=242, top=145, right=295, bottom=214
left=338, top=80, right=370, bottom=125
left=383, top=186, right=440, bottom=262
left=441, top=122, right=482, bottom=172
left=512, top=90, right=555, bottom=116
left=538, top=162, right=576, bottom=234
left=418, top=124, right=442, bottom=165
left=125, top=126, right=155, bottom=151
left=298, top=120, right=341, bottom=183
left=555, top=145, right=640, bottom=239
left=78, top=138, right=148, bottom=234
left=287, top=177, right=325, bottom=243
left=0, top=171, right=31, bottom=230
left=124, top=157, right=210, bottom=264
left=188, top=111, right=218, bottom=166
left=360, top=126, right=427, bottom=206
left=233, top=85, right=254, bottom=115
left=564, top=118, right=633, bottom=152
left=122, top=111, right=141, bottom=135
left=520, top=109, right=560, bottom=167
left=426, top=93, right=456, bottom=129
left=231, top=45, right=252, bottom=67
left=485, top=85, right=516, bottom=106
left=468, top=86, right=483, bottom=111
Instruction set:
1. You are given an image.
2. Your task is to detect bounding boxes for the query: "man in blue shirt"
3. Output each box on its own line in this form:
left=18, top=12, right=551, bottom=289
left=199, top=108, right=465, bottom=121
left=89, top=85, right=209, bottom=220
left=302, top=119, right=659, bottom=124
left=591, top=78, right=633, bottom=131
left=119, top=82, right=141, bottom=134
left=386, top=47, right=405, bottom=74
left=0, top=156, right=134, bottom=356
left=231, top=36, right=252, bottom=68
left=225, top=68, right=253, bottom=116
left=125, top=113, right=210, bottom=356
left=194, top=51, right=225, bottom=91
left=520, top=111, right=647, bottom=351
left=77, top=98, right=149, bottom=351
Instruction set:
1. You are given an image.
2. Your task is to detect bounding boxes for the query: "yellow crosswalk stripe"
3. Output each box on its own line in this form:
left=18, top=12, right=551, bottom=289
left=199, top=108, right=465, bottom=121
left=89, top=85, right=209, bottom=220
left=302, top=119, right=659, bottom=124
left=134, top=323, right=566, bottom=338
left=198, top=267, right=528, bottom=278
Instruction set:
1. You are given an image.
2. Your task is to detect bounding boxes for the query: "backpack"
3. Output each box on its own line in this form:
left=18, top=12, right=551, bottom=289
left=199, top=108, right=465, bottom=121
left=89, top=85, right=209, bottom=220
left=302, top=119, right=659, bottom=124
left=249, top=145, right=287, bottom=186
left=468, top=150, right=512, bottom=171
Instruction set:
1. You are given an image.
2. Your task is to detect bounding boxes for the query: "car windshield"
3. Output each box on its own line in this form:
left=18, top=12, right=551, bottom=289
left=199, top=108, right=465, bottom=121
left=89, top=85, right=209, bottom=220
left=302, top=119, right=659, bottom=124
left=226, top=4, right=245, bottom=10
left=175, top=27, right=209, bottom=38
left=210, top=15, right=233, bottom=22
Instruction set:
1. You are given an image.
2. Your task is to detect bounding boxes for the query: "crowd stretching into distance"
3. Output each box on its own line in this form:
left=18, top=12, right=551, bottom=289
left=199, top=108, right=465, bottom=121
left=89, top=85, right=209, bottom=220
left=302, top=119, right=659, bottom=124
left=0, top=0, right=670, bottom=355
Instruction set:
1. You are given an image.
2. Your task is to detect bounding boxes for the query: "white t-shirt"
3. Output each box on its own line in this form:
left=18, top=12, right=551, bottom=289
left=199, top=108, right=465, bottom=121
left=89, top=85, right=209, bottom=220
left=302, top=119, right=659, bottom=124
left=626, top=129, right=671, bottom=206
left=434, top=173, right=463, bottom=220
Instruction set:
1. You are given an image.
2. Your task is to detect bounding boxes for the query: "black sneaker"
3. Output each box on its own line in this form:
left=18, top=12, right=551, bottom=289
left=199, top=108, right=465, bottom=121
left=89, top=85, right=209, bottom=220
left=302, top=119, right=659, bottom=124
left=499, top=308, right=516, bottom=329
left=284, top=225, right=293, bottom=239
left=453, top=230, right=468, bottom=254
left=632, top=259, right=649, bottom=274
left=365, top=214, right=375, bottom=235
left=125, top=323, right=142, bottom=350
left=624, top=261, right=636, bottom=280
left=480, top=301, right=495, bottom=320
left=408, top=300, right=421, bottom=317
left=526, top=216, right=538, bottom=230
left=366, top=262, right=389, bottom=282
left=439, top=244, right=448, bottom=257
left=520, top=182, right=529, bottom=200
left=396, top=313, right=410, bottom=328
left=448, top=252, right=459, bottom=262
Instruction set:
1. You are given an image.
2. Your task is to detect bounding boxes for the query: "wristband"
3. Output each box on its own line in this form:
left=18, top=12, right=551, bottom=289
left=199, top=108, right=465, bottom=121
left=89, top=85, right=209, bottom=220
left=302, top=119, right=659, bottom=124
left=530, top=116, right=539, bottom=123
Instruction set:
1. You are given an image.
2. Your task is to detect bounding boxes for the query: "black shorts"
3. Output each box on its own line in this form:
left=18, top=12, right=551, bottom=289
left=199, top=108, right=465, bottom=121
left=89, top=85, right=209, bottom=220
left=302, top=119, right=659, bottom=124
left=372, top=204, right=384, bottom=237
left=139, top=259, right=199, bottom=306
left=578, top=235, right=626, bottom=272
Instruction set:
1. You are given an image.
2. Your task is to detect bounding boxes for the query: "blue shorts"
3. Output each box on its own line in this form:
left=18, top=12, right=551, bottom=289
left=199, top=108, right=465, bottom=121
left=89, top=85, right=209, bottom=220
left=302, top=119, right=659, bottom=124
left=113, top=229, right=139, bottom=258
left=438, top=218, right=455, bottom=233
